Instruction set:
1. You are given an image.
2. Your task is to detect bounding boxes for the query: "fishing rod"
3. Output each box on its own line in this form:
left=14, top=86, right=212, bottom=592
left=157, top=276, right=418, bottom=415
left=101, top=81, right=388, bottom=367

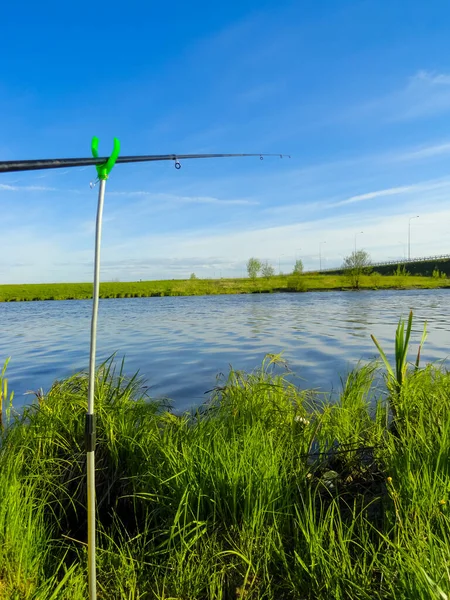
left=1, top=137, right=289, bottom=600
left=0, top=152, right=290, bottom=173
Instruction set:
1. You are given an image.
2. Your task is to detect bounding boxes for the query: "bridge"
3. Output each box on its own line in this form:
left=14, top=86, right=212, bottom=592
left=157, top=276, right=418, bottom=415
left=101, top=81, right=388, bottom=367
left=310, top=254, right=450, bottom=274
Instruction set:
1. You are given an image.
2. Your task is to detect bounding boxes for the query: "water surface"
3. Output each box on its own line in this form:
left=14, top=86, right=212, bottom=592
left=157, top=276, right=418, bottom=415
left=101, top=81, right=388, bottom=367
left=1, top=290, right=449, bottom=411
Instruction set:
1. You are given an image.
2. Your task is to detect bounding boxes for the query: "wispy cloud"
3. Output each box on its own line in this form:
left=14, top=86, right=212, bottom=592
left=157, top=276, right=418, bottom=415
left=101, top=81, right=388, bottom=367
left=355, top=70, right=450, bottom=123
left=108, top=191, right=259, bottom=206
left=0, top=183, right=58, bottom=192
left=99, top=203, right=450, bottom=278
left=395, top=70, right=450, bottom=120
left=236, top=82, right=283, bottom=105
left=328, top=185, right=415, bottom=207
left=390, top=141, right=450, bottom=162
left=327, top=179, right=450, bottom=208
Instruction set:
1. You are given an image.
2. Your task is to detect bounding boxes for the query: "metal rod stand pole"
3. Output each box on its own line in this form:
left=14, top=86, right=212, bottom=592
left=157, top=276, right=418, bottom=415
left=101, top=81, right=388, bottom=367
left=86, top=178, right=106, bottom=600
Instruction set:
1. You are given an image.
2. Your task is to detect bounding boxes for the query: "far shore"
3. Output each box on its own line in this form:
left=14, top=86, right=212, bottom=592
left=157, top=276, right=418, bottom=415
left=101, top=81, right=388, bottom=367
left=1, top=273, right=449, bottom=302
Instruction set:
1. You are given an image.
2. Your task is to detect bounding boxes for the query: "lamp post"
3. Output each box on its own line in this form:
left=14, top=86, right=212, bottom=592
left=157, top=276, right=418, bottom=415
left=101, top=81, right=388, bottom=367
left=319, top=241, right=326, bottom=272
left=354, top=231, right=363, bottom=254
left=408, top=216, right=419, bottom=260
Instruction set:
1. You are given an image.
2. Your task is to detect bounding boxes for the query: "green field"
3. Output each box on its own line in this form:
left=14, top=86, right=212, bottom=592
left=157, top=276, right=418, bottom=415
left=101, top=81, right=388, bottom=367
left=0, top=314, right=449, bottom=598
left=0, top=273, right=449, bottom=302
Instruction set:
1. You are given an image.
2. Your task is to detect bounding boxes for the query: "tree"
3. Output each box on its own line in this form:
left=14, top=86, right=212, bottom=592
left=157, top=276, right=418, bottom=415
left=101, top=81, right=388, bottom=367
left=190, top=273, right=197, bottom=280
left=261, top=261, right=275, bottom=278
left=342, top=250, right=372, bottom=288
left=247, top=258, right=262, bottom=279
left=293, top=259, right=304, bottom=275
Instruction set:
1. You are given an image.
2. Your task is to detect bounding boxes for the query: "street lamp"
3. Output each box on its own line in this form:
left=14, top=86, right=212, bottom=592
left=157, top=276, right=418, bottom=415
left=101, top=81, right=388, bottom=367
left=319, top=241, right=326, bottom=272
left=354, top=231, right=364, bottom=254
left=408, top=216, right=419, bottom=260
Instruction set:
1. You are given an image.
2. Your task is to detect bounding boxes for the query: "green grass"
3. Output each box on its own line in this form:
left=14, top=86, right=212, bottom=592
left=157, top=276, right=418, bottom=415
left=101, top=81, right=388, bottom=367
left=0, top=273, right=449, bottom=302
left=1, top=315, right=449, bottom=598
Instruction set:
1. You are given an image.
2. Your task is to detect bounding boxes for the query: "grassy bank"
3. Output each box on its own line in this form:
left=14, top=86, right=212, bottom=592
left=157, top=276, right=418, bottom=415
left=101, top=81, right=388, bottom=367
left=0, top=273, right=449, bottom=302
left=0, top=317, right=449, bottom=598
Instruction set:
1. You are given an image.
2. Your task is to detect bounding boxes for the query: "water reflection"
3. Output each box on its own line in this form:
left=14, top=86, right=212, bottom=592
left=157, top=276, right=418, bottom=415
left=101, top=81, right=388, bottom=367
left=0, top=289, right=449, bottom=411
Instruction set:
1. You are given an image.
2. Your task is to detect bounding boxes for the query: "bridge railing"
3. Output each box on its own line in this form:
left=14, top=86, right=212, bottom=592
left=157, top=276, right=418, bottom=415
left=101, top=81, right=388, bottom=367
left=308, top=254, right=450, bottom=273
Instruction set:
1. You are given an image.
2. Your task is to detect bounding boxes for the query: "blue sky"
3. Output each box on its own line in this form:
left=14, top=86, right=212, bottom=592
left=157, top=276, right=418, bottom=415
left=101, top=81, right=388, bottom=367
left=1, top=0, right=450, bottom=283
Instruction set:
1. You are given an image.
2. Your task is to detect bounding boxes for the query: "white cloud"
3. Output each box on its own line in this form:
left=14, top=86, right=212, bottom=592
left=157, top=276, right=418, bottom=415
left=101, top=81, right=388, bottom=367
left=397, top=70, right=450, bottom=120
left=236, top=82, right=283, bottom=105
left=1, top=192, right=449, bottom=283
left=392, top=141, right=450, bottom=162
left=344, top=70, right=450, bottom=124
left=108, top=191, right=258, bottom=206
left=413, top=70, right=450, bottom=86
left=0, top=183, right=58, bottom=192
left=329, top=185, right=415, bottom=207
left=328, top=179, right=450, bottom=208
left=96, top=204, right=449, bottom=279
